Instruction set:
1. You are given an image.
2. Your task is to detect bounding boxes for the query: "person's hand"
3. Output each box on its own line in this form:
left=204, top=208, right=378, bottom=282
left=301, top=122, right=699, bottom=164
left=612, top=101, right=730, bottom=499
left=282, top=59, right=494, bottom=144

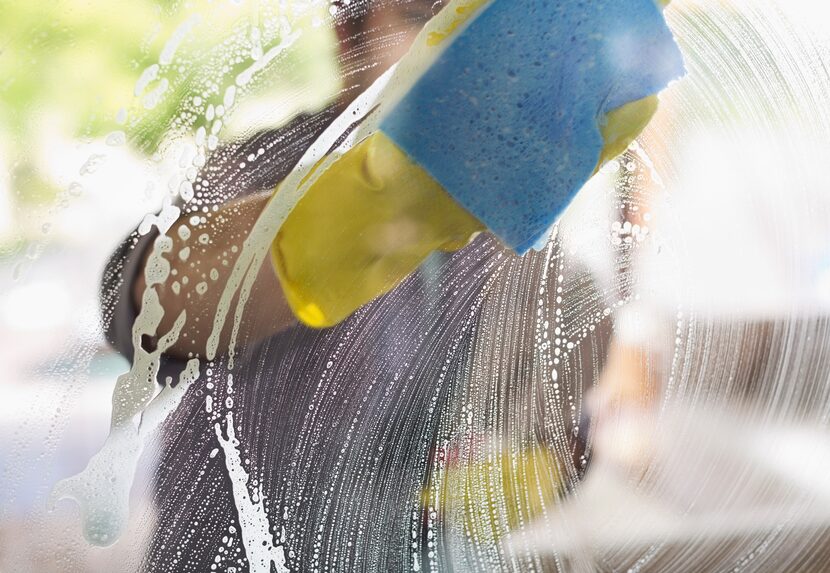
left=272, top=131, right=483, bottom=328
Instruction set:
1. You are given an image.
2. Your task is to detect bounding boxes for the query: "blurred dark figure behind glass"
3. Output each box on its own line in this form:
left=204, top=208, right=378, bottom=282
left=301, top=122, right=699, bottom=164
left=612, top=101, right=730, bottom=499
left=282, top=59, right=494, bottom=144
left=101, top=2, right=607, bottom=570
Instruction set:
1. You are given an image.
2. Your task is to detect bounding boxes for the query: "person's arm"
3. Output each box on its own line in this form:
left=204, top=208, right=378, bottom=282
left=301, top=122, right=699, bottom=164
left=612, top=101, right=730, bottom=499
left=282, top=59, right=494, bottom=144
left=133, top=190, right=296, bottom=360
left=98, top=108, right=341, bottom=364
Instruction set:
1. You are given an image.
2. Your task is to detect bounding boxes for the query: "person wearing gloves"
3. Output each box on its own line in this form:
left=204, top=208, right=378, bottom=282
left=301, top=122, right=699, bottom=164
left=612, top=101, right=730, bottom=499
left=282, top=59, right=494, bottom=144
left=102, top=0, right=683, bottom=568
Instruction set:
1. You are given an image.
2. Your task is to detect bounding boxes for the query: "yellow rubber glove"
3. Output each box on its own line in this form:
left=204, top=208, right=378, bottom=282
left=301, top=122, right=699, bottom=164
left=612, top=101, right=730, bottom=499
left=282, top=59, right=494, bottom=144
left=270, top=98, right=658, bottom=329
left=598, top=95, right=658, bottom=171
left=422, top=440, right=564, bottom=541
left=271, top=131, right=485, bottom=328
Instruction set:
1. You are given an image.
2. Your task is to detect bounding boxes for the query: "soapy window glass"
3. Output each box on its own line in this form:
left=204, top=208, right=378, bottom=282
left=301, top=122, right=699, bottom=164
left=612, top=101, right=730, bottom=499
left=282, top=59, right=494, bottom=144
left=4, top=1, right=830, bottom=571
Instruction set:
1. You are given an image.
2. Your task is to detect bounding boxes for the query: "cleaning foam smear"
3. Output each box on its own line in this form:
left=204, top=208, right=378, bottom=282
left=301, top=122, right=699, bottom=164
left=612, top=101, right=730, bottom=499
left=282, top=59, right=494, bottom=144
left=216, top=411, right=289, bottom=573
left=51, top=198, right=192, bottom=545
left=52, top=356, right=200, bottom=545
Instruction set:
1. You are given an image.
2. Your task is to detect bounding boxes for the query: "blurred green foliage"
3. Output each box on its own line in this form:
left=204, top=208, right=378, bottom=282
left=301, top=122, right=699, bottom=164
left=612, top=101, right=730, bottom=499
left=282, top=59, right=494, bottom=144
left=0, top=0, right=339, bottom=208
left=1, top=0, right=159, bottom=141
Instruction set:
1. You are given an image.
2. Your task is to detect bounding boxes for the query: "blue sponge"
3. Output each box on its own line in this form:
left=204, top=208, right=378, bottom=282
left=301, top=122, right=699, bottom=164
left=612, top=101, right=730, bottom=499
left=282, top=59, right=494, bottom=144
left=381, top=0, right=685, bottom=253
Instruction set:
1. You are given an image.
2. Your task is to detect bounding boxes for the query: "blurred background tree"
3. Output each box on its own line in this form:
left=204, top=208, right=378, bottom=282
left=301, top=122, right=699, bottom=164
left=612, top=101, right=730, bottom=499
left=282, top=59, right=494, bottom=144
left=0, top=0, right=339, bottom=250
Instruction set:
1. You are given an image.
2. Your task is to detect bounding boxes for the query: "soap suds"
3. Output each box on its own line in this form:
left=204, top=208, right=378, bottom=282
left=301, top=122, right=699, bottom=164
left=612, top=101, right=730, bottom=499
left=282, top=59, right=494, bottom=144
left=52, top=357, right=200, bottom=545
left=236, top=28, right=302, bottom=87
left=215, top=411, right=289, bottom=573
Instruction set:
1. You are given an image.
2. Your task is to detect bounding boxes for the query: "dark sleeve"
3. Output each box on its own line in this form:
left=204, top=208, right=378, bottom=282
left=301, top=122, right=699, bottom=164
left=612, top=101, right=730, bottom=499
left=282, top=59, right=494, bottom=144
left=100, top=107, right=339, bottom=360
left=100, top=230, right=155, bottom=361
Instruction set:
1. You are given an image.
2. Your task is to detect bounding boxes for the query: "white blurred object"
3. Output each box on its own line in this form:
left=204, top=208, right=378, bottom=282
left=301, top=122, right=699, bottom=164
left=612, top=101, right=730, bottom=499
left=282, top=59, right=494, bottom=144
left=639, top=127, right=830, bottom=319
left=778, top=0, right=830, bottom=43
left=0, top=280, right=72, bottom=332
left=506, top=406, right=830, bottom=557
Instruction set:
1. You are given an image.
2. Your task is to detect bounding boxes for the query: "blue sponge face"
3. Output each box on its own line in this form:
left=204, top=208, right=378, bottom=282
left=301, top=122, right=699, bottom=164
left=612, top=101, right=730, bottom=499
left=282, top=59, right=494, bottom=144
left=381, top=0, right=685, bottom=253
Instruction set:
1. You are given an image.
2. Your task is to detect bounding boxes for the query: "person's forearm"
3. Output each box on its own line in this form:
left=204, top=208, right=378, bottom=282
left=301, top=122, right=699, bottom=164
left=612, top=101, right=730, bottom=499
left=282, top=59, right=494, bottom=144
left=133, top=190, right=296, bottom=359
